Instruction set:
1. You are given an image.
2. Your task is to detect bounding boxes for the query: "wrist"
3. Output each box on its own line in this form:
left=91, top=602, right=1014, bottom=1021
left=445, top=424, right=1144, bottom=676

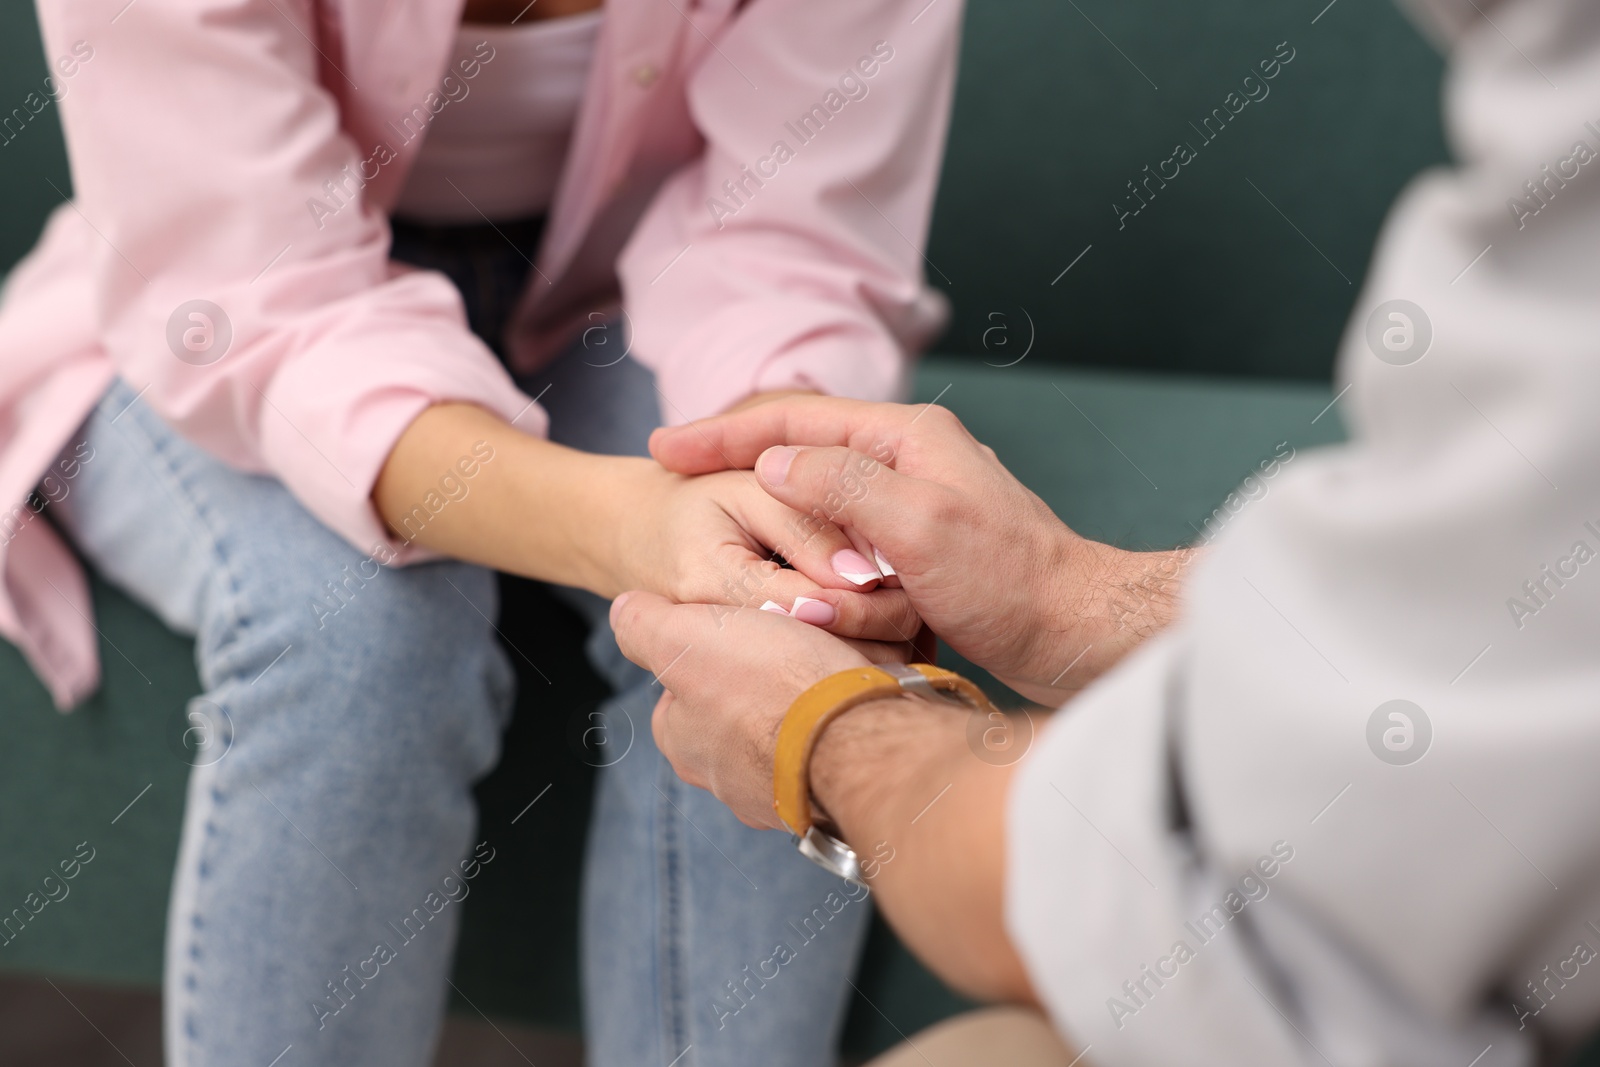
left=565, top=453, right=665, bottom=598
left=808, top=695, right=967, bottom=846
left=1007, top=528, right=1112, bottom=694
left=1087, top=546, right=1195, bottom=665
left=1011, top=539, right=1197, bottom=703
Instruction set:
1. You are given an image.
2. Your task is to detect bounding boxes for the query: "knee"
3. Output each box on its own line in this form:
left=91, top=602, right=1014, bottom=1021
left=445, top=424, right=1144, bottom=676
left=206, top=557, right=513, bottom=787
left=322, top=561, right=511, bottom=780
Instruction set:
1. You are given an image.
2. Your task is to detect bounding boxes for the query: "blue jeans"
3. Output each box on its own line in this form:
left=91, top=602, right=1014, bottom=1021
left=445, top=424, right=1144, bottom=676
left=47, top=218, right=870, bottom=1066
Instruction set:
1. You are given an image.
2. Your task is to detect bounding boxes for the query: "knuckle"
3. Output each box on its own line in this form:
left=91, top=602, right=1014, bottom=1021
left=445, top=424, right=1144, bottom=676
left=834, top=596, right=867, bottom=634
left=805, top=451, right=871, bottom=522
left=865, top=434, right=900, bottom=467
left=920, top=403, right=961, bottom=432
left=834, top=450, right=886, bottom=509
left=891, top=605, right=922, bottom=641
left=924, top=487, right=970, bottom=532
left=651, top=713, right=673, bottom=760
left=790, top=446, right=841, bottom=485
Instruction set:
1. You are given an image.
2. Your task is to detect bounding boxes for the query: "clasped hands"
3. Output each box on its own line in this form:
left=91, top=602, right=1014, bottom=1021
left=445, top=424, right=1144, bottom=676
left=610, top=397, right=1194, bottom=831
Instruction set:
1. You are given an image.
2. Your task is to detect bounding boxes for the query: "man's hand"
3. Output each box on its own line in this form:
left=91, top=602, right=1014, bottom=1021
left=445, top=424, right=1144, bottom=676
left=650, top=396, right=1194, bottom=704
left=610, top=586, right=1038, bottom=1006
left=609, top=590, right=911, bottom=828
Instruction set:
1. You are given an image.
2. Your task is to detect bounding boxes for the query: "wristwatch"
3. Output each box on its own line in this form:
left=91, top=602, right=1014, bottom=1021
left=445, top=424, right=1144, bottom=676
left=773, top=662, right=995, bottom=885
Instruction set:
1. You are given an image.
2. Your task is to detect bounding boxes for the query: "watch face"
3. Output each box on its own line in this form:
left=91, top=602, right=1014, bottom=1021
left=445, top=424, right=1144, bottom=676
left=797, top=826, right=865, bottom=886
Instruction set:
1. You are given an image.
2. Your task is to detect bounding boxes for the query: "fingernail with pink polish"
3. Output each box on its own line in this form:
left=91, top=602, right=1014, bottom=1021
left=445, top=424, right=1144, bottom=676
left=790, top=597, right=837, bottom=626
left=759, top=600, right=790, bottom=616
left=758, top=447, right=798, bottom=487
left=872, top=546, right=896, bottom=577
left=832, top=549, right=882, bottom=586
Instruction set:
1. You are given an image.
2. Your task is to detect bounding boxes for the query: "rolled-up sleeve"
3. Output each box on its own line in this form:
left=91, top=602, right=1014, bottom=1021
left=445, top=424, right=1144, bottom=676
left=615, top=0, right=961, bottom=421
left=39, top=1, right=541, bottom=560
left=1006, top=0, right=1600, bottom=1061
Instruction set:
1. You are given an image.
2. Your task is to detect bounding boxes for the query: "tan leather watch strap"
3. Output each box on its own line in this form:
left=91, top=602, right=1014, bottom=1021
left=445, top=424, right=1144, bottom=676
left=772, top=663, right=991, bottom=836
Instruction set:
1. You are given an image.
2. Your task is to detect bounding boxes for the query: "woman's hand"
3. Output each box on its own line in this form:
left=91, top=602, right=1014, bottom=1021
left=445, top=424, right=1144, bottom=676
left=373, top=402, right=921, bottom=644
left=598, top=458, right=923, bottom=644
left=649, top=396, right=1194, bottom=704
left=609, top=590, right=910, bottom=829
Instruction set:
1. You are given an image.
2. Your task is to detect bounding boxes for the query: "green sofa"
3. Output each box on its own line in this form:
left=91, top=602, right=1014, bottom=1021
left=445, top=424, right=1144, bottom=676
left=7, top=0, right=1571, bottom=1062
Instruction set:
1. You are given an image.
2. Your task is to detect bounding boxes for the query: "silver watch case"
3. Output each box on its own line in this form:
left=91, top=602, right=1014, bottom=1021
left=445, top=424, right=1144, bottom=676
left=797, top=825, right=865, bottom=886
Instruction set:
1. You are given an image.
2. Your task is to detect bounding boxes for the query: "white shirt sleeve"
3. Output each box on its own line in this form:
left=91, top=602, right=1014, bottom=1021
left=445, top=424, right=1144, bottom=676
left=1006, top=0, right=1600, bottom=1062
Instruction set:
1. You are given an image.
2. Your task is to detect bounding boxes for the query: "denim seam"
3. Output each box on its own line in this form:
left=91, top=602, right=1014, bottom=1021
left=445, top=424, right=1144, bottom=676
left=659, top=759, right=693, bottom=1065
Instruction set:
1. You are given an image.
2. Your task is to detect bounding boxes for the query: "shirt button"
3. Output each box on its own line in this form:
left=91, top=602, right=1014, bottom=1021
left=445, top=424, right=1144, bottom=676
left=632, top=64, right=659, bottom=88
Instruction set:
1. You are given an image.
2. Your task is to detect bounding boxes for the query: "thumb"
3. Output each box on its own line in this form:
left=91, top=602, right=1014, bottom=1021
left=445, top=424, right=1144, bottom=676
left=755, top=445, right=938, bottom=562
left=609, top=591, right=698, bottom=681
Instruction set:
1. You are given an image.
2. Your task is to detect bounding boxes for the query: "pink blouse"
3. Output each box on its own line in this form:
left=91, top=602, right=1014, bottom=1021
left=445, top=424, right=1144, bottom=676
left=0, top=0, right=961, bottom=709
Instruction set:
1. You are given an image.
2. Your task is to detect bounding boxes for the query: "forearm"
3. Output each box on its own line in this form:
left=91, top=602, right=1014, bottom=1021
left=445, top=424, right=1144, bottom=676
left=373, top=402, right=649, bottom=595
left=809, top=696, right=1038, bottom=1005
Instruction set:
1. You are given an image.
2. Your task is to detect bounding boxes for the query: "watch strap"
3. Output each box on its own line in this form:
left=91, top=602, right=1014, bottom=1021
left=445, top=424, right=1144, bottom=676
left=772, top=662, right=990, bottom=836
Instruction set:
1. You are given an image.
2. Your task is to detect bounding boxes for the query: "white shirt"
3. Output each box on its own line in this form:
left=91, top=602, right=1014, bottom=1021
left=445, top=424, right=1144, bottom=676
left=1007, top=0, right=1600, bottom=1062
left=394, top=13, right=602, bottom=223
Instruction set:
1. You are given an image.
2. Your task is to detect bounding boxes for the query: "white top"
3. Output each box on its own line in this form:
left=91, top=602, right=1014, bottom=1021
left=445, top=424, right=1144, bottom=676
left=394, top=12, right=602, bottom=223
left=1006, top=0, right=1600, bottom=1063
